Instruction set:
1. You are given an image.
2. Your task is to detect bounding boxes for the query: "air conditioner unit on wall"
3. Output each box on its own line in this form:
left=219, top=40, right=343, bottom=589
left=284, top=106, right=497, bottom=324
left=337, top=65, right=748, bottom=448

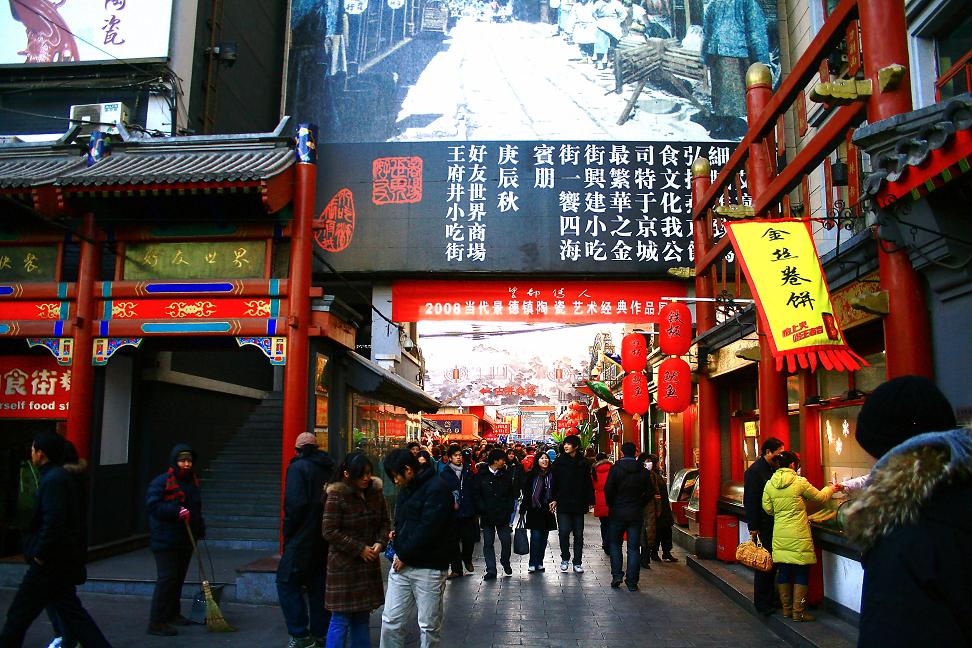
left=68, top=102, right=131, bottom=136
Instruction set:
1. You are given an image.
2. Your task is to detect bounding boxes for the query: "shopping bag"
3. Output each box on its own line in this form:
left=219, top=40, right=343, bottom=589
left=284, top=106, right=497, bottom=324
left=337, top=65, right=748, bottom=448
left=513, top=514, right=529, bottom=555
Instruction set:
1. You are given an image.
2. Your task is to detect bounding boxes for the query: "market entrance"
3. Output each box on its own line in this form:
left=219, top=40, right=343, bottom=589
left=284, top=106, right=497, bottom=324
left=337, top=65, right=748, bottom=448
left=388, top=278, right=686, bottom=460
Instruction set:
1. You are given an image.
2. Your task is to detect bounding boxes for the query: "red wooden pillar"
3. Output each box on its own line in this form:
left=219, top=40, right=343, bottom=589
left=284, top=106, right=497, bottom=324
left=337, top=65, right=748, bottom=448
left=859, top=0, right=933, bottom=379
left=66, top=213, right=100, bottom=461
left=746, top=64, right=790, bottom=445
left=282, top=125, right=317, bottom=525
left=691, top=158, right=720, bottom=539
left=798, top=371, right=823, bottom=487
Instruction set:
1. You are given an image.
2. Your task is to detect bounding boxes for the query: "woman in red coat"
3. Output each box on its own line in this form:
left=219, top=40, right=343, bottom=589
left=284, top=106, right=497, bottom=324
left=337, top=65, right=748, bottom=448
left=591, top=453, right=613, bottom=554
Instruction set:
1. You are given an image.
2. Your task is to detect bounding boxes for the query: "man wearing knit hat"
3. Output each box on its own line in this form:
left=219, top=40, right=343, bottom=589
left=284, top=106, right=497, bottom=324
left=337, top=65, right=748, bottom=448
left=277, top=432, right=335, bottom=648
left=842, top=376, right=971, bottom=647
left=0, top=432, right=111, bottom=647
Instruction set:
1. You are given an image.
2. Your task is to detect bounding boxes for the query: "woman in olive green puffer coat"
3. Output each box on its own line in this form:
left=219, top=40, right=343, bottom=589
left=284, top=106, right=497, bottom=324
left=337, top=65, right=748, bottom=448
left=761, top=451, right=835, bottom=622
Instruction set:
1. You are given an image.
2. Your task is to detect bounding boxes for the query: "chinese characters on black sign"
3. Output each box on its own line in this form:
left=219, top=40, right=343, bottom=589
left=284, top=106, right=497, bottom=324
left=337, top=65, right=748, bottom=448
left=315, top=141, right=742, bottom=275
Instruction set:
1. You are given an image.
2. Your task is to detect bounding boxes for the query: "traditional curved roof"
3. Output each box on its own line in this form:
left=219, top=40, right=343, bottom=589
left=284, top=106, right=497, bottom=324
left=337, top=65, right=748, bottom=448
left=853, top=93, right=972, bottom=203
left=53, top=145, right=294, bottom=187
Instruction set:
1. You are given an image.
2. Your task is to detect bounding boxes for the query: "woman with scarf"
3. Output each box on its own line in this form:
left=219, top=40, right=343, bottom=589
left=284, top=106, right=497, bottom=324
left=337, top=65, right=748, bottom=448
left=520, top=451, right=557, bottom=573
left=145, top=444, right=205, bottom=637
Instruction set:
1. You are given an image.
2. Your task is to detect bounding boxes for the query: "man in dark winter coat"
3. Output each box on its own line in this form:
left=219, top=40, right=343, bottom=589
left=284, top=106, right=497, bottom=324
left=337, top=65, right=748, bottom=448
left=843, top=376, right=971, bottom=647
left=440, top=444, right=478, bottom=577
left=145, top=444, right=205, bottom=637
left=276, top=432, right=335, bottom=648
left=604, top=442, right=654, bottom=590
left=0, top=431, right=111, bottom=648
left=550, top=434, right=594, bottom=572
left=472, top=449, right=518, bottom=579
left=743, top=436, right=784, bottom=616
left=380, top=449, right=454, bottom=648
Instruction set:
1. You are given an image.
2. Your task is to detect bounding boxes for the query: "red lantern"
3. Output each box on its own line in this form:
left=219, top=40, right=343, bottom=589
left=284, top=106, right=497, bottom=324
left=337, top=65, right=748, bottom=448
left=657, top=357, right=692, bottom=413
left=658, top=302, right=693, bottom=357
left=622, top=372, right=650, bottom=416
left=621, top=333, right=647, bottom=373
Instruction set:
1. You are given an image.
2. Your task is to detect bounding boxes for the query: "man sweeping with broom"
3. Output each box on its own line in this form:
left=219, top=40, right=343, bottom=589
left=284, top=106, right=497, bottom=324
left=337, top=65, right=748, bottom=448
left=145, top=444, right=213, bottom=637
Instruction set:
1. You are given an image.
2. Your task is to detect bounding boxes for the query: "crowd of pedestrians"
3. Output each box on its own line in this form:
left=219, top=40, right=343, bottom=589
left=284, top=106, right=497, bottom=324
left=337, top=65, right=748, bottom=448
left=6, top=372, right=968, bottom=647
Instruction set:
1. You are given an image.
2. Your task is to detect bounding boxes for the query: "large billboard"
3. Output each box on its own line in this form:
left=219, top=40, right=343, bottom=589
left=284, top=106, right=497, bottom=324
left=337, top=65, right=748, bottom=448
left=2, top=0, right=174, bottom=65
left=289, top=0, right=773, bottom=274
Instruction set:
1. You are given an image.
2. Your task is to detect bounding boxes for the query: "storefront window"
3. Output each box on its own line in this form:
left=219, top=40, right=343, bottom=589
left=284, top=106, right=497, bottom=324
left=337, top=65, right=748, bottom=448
left=854, top=352, right=887, bottom=393
left=817, top=368, right=847, bottom=400
left=351, top=394, right=412, bottom=510
left=820, top=405, right=872, bottom=484
left=314, top=354, right=330, bottom=451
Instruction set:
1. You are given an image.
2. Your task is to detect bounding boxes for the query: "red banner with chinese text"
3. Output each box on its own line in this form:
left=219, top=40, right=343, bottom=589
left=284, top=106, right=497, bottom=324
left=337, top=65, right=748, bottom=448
left=0, top=356, right=71, bottom=419
left=724, top=220, right=865, bottom=373
left=392, top=280, right=686, bottom=323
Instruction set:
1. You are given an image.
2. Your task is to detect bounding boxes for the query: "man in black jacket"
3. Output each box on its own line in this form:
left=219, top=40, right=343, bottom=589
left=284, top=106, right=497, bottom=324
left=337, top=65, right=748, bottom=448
left=550, top=434, right=594, bottom=573
left=743, top=436, right=784, bottom=616
left=276, top=432, right=335, bottom=648
left=473, top=449, right=518, bottom=580
left=604, top=442, right=654, bottom=591
left=0, top=431, right=111, bottom=648
left=380, top=449, right=454, bottom=648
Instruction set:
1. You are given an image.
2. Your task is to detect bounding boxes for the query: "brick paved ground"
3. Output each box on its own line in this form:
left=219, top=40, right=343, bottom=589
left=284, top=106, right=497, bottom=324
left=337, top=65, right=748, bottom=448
left=0, top=517, right=787, bottom=647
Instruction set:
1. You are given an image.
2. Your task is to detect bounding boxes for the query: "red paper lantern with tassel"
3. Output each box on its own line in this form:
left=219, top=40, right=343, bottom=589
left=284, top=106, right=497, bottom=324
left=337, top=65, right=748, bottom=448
left=622, top=372, right=650, bottom=416
left=657, top=357, right=692, bottom=413
left=658, top=302, right=693, bottom=357
left=620, top=333, right=647, bottom=373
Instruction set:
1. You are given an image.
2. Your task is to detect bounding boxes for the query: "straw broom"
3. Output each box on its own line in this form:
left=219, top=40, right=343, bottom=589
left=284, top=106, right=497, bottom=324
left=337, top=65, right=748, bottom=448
left=184, top=519, right=235, bottom=632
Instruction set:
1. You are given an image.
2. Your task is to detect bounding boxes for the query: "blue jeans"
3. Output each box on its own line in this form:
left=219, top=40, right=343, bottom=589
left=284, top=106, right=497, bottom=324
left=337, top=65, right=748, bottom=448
left=277, top=564, right=328, bottom=638
left=529, top=529, right=549, bottom=568
left=777, top=563, right=810, bottom=586
left=556, top=512, right=585, bottom=565
left=481, top=524, right=512, bottom=575
left=609, top=518, right=642, bottom=586
left=326, top=611, right=370, bottom=648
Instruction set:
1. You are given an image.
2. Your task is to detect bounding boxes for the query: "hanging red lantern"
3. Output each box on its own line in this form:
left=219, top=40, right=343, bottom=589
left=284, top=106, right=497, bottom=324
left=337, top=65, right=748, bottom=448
left=657, top=357, right=692, bottom=413
left=622, top=372, right=650, bottom=416
left=621, top=333, right=647, bottom=373
left=658, top=302, right=693, bottom=357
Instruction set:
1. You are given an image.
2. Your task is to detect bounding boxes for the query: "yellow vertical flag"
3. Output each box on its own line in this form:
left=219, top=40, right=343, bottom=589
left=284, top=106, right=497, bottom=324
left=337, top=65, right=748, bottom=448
left=724, top=219, right=866, bottom=373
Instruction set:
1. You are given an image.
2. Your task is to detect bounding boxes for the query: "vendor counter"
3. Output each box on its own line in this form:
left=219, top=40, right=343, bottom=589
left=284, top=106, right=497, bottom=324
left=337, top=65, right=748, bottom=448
left=717, top=481, right=863, bottom=621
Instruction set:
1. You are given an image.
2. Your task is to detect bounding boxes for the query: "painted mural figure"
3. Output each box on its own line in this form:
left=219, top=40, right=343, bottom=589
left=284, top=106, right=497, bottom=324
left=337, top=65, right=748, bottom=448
left=700, top=0, right=770, bottom=139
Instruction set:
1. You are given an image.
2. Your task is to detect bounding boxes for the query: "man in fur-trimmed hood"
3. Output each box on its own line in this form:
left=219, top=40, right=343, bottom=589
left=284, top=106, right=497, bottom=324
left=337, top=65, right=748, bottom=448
left=842, top=376, right=972, bottom=647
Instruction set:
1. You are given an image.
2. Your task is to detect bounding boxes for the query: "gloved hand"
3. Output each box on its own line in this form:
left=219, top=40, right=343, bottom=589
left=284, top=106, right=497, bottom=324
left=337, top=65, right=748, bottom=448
left=179, top=507, right=191, bottom=524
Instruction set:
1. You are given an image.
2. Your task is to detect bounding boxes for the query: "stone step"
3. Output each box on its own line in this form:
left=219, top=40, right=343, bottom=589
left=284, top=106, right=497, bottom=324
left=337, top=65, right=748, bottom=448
left=203, top=468, right=279, bottom=478
left=201, top=482, right=279, bottom=494
left=205, top=538, right=279, bottom=552
left=204, top=494, right=279, bottom=508
left=206, top=514, right=279, bottom=528
left=205, top=525, right=279, bottom=541
left=203, top=502, right=279, bottom=516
